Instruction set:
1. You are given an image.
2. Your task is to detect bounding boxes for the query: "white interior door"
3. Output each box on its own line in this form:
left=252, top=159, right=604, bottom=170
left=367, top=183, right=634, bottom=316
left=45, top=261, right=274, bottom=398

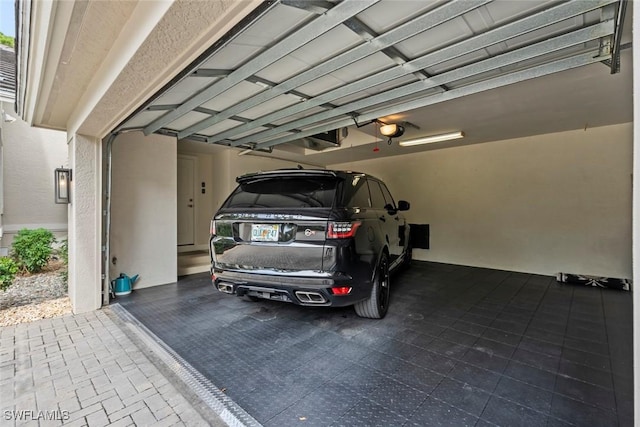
left=177, top=156, right=195, bottom=246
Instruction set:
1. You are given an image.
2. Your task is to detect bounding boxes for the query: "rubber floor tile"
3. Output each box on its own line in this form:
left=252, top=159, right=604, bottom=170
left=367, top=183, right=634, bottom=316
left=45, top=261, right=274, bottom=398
left=407, top=397, right=478, bottom=427
left=429, top=377, right=491, bottom=417
left=331, top=397, right=408, bottom=427
left=493, top=376, right=553, bottom=413
left=116, top=264, right=631, bottom=426
left=480, top=395, right=547, bottom=426
left=550, top=394, right=618, bottom=427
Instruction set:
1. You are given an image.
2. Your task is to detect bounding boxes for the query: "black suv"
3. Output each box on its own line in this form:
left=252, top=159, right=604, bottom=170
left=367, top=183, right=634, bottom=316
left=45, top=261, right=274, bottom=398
left=210, top=169, right=411, bottom=318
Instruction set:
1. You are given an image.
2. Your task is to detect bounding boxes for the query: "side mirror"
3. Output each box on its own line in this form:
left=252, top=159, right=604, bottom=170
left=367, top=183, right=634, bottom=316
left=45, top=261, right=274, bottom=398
left=398, top=200, right=410, bottom=211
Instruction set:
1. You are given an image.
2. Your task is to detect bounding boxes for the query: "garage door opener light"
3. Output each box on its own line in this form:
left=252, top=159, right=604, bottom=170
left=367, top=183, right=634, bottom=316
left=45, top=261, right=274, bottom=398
left=399, top=131, right=464, bottom=147
left=379, top=123, right=405, bottom=138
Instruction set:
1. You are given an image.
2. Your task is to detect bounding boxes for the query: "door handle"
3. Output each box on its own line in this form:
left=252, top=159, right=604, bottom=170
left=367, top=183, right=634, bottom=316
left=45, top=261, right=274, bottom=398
left=188, top=204, right=193, bottom=208
left=379, top=216, right=386, bottom=222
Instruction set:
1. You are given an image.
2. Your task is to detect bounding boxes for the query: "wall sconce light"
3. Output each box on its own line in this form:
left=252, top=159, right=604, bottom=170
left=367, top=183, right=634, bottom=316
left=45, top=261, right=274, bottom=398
left=399, top=131, right=465, bottom=147
left=54, top=168, right=71, bottom=204
left=379, top=123, right=405, bottom=138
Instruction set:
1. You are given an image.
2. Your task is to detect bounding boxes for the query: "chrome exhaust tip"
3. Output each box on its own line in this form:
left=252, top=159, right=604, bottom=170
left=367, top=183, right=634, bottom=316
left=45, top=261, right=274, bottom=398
left=217, top=282, right=234, bottom=294
left=295, top=291, right=327, bottom=304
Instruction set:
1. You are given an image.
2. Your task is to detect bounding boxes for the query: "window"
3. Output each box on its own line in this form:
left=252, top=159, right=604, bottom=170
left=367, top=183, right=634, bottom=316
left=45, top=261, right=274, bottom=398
left=224, top=177, right=337, bottom=208
left=380, top=182, right=396, bottom=210
left=341, top=175, right=371, bottom=208
left=367, top=180, right=387, bottom=209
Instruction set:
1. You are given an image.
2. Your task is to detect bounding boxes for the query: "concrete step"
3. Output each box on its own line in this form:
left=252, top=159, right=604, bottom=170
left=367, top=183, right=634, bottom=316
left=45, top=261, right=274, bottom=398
left=178, top=264, right=210, bottom=276
left=178, top=251, right=209, bottom=276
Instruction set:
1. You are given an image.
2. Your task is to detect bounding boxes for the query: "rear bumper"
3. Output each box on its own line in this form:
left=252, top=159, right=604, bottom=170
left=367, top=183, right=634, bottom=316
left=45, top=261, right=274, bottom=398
left=212, top=269, right=369, bottom=307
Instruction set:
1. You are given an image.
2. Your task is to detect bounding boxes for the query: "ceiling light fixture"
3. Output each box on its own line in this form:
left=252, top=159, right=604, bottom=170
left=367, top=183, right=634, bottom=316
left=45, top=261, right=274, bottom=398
left=379, top=123, right=404, bottom=138
left=399, top=131, right=464, bottom=147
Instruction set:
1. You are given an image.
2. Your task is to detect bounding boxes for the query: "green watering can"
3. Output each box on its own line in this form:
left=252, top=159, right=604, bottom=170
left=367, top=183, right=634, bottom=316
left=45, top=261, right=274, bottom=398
left=111, top=273, right=139, bottom=296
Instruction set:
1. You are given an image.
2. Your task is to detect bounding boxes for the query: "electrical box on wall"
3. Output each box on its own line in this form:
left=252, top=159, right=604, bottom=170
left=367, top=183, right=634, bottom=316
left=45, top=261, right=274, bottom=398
left=409, top=224, right=430, bottom=249
left=201, top=182, right=206, bottom=194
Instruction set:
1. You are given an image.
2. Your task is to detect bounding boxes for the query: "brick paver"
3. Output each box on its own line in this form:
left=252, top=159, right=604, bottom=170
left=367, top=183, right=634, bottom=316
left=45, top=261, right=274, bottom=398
left=0, top=309, right=212, bottom=426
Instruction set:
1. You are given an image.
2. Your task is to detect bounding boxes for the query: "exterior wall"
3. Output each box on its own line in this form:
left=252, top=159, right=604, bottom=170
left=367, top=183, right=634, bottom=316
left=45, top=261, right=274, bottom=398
left=111, top=132, right=177, bottom=289
left=67, top=134, right=102, bottom=313
left=0, top=102, right=68, bottom=253
left=330, top=123, right=632, bottom=278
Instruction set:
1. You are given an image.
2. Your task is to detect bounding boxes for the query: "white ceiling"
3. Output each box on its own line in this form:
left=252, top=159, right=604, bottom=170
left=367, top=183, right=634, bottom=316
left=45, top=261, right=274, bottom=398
left=117, top=0, right=632, bottom=167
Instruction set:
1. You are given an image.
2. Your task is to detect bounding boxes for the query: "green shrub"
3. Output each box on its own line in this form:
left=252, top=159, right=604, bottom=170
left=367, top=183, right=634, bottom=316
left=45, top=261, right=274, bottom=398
left=11, top=228, right=56, bottom=273
left=0, top=257, right=18, bottom=291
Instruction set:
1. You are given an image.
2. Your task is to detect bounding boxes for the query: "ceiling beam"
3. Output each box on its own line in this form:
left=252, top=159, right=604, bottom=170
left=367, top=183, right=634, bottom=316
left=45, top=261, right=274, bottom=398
left=143, top=0, right=379, bottom=135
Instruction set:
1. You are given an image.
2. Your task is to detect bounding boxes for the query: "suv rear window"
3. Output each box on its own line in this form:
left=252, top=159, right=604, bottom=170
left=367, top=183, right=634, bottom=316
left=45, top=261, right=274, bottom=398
left=224, top=177, right=338, bottom=208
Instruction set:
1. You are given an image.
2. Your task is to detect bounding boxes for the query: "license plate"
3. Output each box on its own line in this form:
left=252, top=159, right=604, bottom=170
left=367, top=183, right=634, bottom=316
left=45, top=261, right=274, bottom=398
left=251, top=224, right=280, bottom=242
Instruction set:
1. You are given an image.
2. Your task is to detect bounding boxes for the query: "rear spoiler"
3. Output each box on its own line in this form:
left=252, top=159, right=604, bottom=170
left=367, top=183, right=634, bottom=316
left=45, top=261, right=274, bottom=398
left=236, top=169, right=339, bottom=184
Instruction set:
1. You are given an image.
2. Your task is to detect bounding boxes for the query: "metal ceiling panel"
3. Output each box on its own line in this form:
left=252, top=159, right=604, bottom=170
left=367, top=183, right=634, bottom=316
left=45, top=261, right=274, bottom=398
left=115, top=0, right=624, bottom=155
left=242, top=19, right=614, bottom=148
left=120, top=110, right=166, bottom=129
left=219, top=1, right=616, bottom=147
left=200, top=44, right=265, bottom=70
left=295, top=74, right=348, bottom=97
left=240, top=94, right=303, bottom=120
left=253, top=55, right=313, bottom=84
left=199, top=119, right=244, bottom=137
left=143, top=0, right=379, bottom=135
left=165, top=111, right=211, bottom=132
left=395, top=16, right=474, bottom=59
left=270, top=106, right=328, bottom=126
left=149, top=77, right=221, bottom=106
left=199, top=81, right=265, bottom=112
left=328, top=51, right=397, bottom=84
left=355, top=0, right=448, bottom=33
left=175, top=0, right=488, bottom=140
left=288, top=25, right=364, bottom=66
left=254, top=50, right=609, bottom=150
left=234, top=3, right=313, bottom=46
left=483, top=0, right=559, bottom=24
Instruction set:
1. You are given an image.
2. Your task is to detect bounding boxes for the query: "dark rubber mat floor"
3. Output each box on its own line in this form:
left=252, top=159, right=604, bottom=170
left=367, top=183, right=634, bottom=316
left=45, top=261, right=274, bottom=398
left=116, top=261, right=632, bottom=426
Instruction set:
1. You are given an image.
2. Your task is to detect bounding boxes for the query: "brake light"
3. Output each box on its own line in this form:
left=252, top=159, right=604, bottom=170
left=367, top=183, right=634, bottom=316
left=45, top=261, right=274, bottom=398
left=210, top=219, right=216, bottom=235
left=330, top=286, right=352, bottom=295
left=327, top=221, right=361, bottom=239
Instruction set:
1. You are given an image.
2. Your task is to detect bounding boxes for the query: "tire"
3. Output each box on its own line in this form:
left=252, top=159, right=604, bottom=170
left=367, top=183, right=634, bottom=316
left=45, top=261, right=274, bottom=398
left=354, top=254, right=390, bottom=319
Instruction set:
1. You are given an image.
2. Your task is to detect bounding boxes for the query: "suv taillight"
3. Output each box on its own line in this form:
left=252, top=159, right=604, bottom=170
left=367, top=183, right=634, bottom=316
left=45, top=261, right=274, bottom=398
left=210, top=219, right=216, bottom=235
left=327, top=221, right=361, bottom=239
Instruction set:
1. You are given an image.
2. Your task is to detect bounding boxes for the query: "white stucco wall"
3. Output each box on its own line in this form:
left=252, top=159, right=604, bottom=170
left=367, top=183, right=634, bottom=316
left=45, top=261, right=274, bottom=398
left=67, top=133, right=102, bottom=313
left=0, top=102, right=68, bottom=251
left=111, top=132, right=177, bottom=289
left=330, top=123, right=632, bottom=278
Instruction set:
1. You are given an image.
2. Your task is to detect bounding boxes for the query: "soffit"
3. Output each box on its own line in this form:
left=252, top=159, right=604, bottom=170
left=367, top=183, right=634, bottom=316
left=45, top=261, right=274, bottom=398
left=115, top=0, right=629, bottom=162
left=40, top=1, right=137, bottom=129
